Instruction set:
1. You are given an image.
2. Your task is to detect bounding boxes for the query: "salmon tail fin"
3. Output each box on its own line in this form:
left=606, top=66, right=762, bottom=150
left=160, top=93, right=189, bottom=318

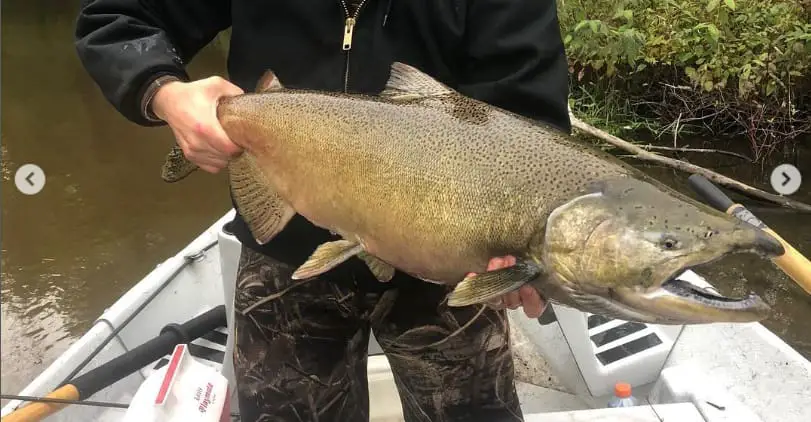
left=292, top=240, right=363, bottom=280
left=447, top=261, right=543, bottom=307
left=161, top=145, right=199, bottom=183
left=228, top=153, right=295, bottom=244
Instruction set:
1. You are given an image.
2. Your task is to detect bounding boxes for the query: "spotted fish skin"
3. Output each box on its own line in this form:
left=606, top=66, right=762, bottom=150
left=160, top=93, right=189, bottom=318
left=162, top=62, right=783, bottom=325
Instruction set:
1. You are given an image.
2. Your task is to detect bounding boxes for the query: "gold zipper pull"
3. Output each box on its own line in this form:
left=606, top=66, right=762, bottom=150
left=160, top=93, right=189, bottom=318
left=342, top=17, right=356, bottom=51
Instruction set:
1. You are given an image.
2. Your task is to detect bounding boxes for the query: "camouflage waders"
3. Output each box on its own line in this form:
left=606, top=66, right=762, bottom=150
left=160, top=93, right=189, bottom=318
left=232, top=246, right=523, bottom=422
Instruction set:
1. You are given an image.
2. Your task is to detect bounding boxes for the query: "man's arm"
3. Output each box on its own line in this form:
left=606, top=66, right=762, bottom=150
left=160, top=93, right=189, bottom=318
left=458, top=0, right=571, bottom=133
left=74, top=0, right=232, bottom=126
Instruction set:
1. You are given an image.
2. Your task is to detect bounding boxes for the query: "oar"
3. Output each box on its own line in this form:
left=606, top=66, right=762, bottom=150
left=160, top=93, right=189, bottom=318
left=688, top=174, right=811, bottom=294
left=1, top=305, right=226, bottom=422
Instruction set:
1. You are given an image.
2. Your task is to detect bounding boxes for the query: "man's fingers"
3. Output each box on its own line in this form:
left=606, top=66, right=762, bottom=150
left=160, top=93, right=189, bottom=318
left=177, top=135, right=228, bottom=172
left=519, top=285, right=546, bottom=318
left=212, top=129, right=243, bottom=157
left=504, top=291, right=520, bottom=309
left=206, top=75, right=245, bottom=97
left=190, top=121, right=242, bottom=157
left=485, top=255, right=517, bottom=272
left=190, top=154, right=227, bottom=173
left=221, top=84, right=245, bottom=97
left=198, top=163, right=224, bottom=174
left=487, top=257, right=504, bottom=271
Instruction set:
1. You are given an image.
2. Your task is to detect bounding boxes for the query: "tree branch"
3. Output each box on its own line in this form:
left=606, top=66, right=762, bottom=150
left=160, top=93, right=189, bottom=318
left=638, top=144, right=753, bottom=162
left=568, top=111, right=811, bottom=212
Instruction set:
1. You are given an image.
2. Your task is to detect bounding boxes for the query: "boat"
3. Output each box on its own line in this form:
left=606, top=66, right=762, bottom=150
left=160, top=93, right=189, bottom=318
left=2, top=208, right=810, bottom=422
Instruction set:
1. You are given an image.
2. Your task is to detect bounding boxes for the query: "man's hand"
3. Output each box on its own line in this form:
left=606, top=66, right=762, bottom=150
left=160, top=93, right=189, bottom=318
left=466, top=256, right=548, bottom=318
left=151, top=76, right=245, bottom=173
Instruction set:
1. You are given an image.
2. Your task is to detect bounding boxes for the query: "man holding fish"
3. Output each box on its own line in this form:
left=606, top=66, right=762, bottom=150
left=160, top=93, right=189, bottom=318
left=74, top=0, right=572, bottom=420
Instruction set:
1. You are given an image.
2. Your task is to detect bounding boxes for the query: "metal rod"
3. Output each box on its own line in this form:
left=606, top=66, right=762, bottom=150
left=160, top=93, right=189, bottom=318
left=0, top=394, right=128, bottom=409
left=0, top=394, right=242, bottom=418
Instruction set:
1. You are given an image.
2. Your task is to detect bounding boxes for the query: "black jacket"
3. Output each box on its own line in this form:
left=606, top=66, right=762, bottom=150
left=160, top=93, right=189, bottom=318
left=74, top=0, right=571, bottom=271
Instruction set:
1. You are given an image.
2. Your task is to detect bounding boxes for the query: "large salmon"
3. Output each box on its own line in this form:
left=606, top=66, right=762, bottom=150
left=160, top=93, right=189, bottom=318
left=162, top=62, right=783, bottom=324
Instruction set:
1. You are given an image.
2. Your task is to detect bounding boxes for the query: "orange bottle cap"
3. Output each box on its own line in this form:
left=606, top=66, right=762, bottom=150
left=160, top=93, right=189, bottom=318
left=614, top=382, right=632, bottom=398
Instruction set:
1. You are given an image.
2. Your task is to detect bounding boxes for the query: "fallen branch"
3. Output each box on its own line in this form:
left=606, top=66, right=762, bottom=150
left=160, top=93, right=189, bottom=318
left=639, top=144, right=753, bottom=162
left=568, top=111, right=811, bottom=212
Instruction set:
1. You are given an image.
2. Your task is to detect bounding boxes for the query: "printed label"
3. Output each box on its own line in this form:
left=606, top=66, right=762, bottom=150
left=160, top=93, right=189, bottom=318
left=731, top=206, right=766, bottom=229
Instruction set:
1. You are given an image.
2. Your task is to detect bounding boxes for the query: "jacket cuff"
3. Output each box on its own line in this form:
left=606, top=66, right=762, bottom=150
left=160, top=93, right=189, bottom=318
left=139, top=73, right=187, bottom=123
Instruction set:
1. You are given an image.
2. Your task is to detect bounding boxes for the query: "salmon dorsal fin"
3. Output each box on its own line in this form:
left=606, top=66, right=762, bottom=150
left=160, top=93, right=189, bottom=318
left=380, top=62, right=455, bottom=101
left=255, top=70, right=285, bottom=93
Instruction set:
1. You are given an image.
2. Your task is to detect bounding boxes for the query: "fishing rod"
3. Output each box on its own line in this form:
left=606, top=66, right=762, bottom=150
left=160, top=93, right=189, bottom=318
left=688, top=174, right=811, bottom=294
left=1, top=305, right=226, bottom=422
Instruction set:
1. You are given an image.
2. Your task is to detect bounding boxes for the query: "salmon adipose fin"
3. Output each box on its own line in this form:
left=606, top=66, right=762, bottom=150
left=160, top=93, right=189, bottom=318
left=228, top=153, right=295, bottom=245
left=447, top=260, right=545, bottom=307
left=255, top=69, right=284, bottom=93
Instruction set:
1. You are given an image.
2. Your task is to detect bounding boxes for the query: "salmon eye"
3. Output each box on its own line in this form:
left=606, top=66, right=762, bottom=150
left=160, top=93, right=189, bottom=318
left=661, top=237, right=680, bottom=250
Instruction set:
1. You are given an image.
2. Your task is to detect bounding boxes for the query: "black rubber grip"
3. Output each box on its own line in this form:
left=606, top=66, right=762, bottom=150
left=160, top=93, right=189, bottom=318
left=688, top=174, right=735, bottom=212
left=68, top=305, right=226, bottom=398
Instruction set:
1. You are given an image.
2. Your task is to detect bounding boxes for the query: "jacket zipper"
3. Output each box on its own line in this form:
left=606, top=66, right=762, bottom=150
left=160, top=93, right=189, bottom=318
left=339, top=0, right=369, bottom=92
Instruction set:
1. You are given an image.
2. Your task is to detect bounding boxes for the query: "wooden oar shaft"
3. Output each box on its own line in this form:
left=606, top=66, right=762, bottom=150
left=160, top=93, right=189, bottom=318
left=726, top=204, right=811, bottom=294
left=1, top=385, right=79, bottom=422
left=687, top=174, right=811, bottom=294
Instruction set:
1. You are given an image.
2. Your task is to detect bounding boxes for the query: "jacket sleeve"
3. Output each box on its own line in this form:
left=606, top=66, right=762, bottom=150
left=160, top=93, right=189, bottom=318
left=458, top=0, right=571, bottom=133
left=74, top=0, right=232, bottom=126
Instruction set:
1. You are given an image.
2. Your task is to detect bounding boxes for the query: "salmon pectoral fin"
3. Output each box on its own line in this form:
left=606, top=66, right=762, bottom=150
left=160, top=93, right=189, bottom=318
left=358, top=252, right=395, bottom=283
left=292, top=240, right=364, bottom=280
left=228, top=153, right=295, bottom=245
left=447, top=261, right=544, bottom=307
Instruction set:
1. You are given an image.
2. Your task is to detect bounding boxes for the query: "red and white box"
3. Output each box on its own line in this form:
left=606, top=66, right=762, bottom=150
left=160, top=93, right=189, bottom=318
left=122, top=344, right=231, bottom=422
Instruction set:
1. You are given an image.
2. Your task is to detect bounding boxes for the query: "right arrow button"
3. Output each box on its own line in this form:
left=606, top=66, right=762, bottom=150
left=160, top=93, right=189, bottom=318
left=771, top=164, right=802, bottom=195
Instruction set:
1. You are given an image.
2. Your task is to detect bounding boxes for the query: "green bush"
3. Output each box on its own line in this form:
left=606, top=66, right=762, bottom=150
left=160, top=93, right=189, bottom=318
left=558, top=0, right=811, bottom=160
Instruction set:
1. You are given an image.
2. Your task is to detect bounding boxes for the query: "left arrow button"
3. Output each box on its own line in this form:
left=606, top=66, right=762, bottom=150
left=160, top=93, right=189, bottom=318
left=14, top=164, right=46, bottom=195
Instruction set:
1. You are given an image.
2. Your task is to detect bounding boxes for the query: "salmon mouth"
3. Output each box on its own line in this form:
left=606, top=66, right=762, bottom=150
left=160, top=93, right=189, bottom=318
left=615, top=266, right=772, bottom=324
left=659, top=275, right=763, bottom=308
left=650, top=239, right=774, bottom=310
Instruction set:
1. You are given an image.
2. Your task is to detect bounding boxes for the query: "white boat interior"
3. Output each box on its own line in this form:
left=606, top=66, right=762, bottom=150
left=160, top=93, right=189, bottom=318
left=2, top=210, right=810, bottom=421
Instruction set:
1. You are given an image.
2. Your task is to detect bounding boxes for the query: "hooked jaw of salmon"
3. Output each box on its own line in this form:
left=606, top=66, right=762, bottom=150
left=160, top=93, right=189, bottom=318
left=541, top=179, right=785, bottom=324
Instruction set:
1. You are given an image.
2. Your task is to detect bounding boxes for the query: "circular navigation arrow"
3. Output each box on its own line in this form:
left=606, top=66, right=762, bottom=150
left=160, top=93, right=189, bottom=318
left=770, top=164, right=802, bottom=196
left=14, top=163, right=46, bottom=195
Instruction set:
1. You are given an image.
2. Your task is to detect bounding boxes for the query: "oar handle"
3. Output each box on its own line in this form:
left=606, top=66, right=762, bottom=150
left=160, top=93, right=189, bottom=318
left=687, top=174, right=735, bottom=214
left=1, top=385, right=79, bottom=422
left=688, top=174, right=811, bottom=294
left=70, top=304, right=227, bottom=399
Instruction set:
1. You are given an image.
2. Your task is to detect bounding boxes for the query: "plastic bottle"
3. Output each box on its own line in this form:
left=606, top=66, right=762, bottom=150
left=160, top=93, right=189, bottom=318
left=607, top=382, right=638, bottom=408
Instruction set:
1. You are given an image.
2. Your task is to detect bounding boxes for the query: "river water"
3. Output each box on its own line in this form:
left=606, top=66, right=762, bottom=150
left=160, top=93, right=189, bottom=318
left=2, top=1, right=810, bottom=401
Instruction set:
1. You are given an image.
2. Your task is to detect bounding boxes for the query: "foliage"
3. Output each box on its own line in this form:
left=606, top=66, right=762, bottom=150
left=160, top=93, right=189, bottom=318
left=557, top=0, right=811, bottom=161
